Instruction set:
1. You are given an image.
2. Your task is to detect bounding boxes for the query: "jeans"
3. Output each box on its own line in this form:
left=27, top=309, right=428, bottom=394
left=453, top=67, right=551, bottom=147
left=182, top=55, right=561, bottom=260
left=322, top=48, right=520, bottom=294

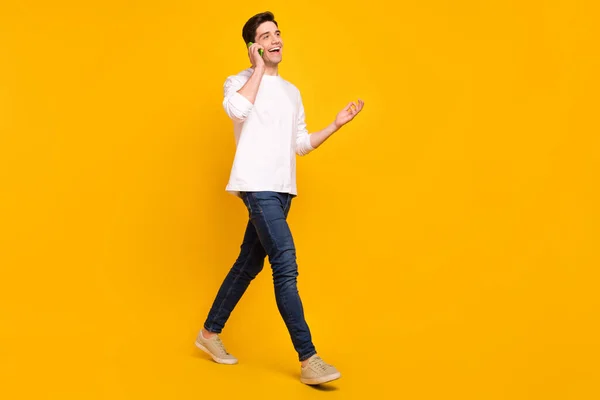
left=203, top=191, right=317, bottom=361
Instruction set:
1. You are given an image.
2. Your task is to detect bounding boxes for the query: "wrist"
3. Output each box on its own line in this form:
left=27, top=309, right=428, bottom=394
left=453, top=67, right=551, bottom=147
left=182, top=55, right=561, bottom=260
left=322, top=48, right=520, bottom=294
left=253, top=65, right=266, bottom=74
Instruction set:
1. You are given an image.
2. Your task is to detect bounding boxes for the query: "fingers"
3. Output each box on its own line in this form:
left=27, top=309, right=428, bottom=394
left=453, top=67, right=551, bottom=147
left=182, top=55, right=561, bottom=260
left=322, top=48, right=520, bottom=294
left=247, top=43, right=260, bottom=57
left=339, top=99, right=364, bottom=126
left=249, top=44, right=257, bottom=59
left=250, top=43, right=264, bottom=57
left=247, top=43, right=265, bottom=67
left=353, top=99, right=364, bottom=112
left=346, top=99, right=364, bottom=115
left=247, top=45, right=254, bottom=63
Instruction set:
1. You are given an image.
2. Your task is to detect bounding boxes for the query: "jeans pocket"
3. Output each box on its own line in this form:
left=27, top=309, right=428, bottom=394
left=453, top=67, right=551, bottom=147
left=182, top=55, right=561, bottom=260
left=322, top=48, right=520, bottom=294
left=240, top=193, right=252, bottom=214
left=241, top=192, right=262, bottom=215
left=285, top=194, right=292, bottom=215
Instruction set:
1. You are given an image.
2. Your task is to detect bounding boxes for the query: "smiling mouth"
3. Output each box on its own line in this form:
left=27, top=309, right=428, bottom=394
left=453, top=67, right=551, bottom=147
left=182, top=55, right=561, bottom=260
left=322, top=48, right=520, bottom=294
left=268, top=47, right=281, bottom=53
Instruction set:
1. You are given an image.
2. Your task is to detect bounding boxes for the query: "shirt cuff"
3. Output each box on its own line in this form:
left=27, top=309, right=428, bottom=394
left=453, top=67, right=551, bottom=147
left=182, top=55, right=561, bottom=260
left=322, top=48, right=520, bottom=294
left=297, top=133, right=314, bottom=156
left=229, top=92, right=253, bottom=117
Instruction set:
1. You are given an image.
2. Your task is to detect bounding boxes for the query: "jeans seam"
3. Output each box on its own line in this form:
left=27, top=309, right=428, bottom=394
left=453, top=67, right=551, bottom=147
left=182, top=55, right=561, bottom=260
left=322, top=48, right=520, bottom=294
left=285, top=195, right=291, bottom=216
left=280, top=289, right=295, bottom=325
left=242, top=193, right=252, bottom=214
left=251, top=193, right=276, bottom=247
left=207, top=234, right=262, bottom=331
left=248, top=193, right=313, bottom=361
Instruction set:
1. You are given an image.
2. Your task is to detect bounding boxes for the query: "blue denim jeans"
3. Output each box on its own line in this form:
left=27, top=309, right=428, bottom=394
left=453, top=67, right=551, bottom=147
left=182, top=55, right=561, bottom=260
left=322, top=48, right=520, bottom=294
left=203, top=191, right=317, bottom=361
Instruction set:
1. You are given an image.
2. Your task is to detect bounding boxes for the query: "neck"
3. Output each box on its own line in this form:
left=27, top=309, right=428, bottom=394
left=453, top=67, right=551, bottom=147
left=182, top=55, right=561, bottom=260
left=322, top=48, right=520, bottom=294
left=263, top=64, right=279, bottom=76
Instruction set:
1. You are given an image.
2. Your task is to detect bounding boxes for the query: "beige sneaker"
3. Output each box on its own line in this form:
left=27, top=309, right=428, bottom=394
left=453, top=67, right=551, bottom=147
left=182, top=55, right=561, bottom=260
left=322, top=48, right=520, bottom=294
left=300, top=355, right=341, bottom=385
left=194, top=330, right=238, bottom=365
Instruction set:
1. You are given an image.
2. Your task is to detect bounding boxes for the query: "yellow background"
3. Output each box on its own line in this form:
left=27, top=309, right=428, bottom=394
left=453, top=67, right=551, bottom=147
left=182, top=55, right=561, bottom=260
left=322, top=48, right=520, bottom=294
left=1, top=1, right=599, bottom=399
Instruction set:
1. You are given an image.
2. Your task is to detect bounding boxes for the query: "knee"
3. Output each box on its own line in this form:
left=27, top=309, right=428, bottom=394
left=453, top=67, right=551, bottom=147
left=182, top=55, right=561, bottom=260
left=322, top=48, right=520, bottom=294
left=273, top=261, right=298, bottom=289
left=242, top=260, right=264, bottom=280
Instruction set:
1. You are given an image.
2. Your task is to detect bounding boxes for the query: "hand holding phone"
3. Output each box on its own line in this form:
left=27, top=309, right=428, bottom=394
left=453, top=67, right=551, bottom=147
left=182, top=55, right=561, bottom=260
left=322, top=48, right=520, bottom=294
left=247, top=42, right=264, bottom=57
left=247, top=42, right=265, bottom=69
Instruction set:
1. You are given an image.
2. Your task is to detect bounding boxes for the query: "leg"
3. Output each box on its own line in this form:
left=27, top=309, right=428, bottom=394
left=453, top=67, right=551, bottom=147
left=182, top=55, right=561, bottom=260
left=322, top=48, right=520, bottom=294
left=203, top=218, right=266, bottom=334
left=242, top=191, right=317, bottom=361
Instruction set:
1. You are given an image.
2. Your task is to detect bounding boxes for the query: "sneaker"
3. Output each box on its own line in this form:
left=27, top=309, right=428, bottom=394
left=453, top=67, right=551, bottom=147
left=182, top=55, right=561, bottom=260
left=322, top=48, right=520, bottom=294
left=194, top=330, right=238, bottom=365
left=300, top=355, right=341, bottom=385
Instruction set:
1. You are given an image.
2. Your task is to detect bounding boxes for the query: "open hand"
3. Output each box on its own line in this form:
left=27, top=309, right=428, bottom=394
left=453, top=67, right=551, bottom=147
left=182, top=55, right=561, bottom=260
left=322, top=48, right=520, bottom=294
left=334, top=99, right=364, bottom=129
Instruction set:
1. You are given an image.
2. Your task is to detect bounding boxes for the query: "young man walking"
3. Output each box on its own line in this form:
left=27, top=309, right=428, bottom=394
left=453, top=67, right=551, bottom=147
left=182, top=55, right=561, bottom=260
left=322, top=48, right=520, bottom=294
left=195, top=11, right=364, bottom=385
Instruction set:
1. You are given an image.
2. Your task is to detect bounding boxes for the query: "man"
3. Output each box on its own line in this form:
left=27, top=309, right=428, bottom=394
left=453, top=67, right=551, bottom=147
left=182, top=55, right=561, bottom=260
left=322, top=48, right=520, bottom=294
left=195, top=11, right=364, bottom=385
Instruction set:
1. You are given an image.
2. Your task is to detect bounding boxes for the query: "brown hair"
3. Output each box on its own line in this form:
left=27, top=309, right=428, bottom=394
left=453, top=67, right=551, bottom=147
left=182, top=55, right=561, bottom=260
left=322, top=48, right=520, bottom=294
left=242, top=11, right=278, bottom=44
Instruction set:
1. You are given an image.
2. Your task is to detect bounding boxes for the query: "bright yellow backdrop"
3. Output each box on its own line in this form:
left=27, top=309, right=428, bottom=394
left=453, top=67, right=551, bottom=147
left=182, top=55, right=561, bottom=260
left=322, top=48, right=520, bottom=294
left=1, top=1, right=599, bottom=399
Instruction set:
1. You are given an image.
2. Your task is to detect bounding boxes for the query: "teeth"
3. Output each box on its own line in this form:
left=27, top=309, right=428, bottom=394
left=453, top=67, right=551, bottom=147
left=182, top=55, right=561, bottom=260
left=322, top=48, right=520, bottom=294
left=269, top=47, right=280, bottom=52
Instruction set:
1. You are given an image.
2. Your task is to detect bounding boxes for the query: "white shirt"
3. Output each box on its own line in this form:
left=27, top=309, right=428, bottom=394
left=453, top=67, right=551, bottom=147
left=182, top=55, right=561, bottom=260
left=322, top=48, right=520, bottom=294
left=222, top=68, right=314, bottom=197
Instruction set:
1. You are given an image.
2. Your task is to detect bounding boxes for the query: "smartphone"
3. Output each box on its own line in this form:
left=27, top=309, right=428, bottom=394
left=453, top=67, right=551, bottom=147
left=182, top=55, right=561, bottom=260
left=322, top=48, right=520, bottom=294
left=247, top=42, right=264, bottom=57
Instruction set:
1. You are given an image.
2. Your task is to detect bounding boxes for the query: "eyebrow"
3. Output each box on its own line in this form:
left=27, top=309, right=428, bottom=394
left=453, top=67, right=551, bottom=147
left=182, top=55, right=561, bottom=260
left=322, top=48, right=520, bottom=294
left=260, top=30, right=281, bottom=38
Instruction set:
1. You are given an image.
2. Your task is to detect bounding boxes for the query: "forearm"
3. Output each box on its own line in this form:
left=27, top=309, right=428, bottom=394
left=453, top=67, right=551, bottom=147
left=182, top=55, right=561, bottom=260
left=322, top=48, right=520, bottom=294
left=309, top=121, right=340, bottom=149
left=237, top=66, right=265, bottom=104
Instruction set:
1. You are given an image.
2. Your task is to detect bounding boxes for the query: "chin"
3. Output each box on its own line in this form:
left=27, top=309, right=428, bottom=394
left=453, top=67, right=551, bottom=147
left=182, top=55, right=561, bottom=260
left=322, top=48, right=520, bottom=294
left=267, top=52, right=283, bottom=64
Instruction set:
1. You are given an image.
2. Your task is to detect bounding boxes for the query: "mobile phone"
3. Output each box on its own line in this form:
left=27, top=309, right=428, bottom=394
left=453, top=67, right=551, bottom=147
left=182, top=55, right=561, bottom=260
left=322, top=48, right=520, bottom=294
left=247, top=42, right=264, bottom=57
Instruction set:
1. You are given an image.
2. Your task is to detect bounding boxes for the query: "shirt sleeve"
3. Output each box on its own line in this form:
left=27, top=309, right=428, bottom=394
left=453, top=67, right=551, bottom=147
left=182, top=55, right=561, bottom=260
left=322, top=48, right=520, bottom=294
left=222, top=76, right=253, bottom=121
left=295, top=92, right=315, bottom=156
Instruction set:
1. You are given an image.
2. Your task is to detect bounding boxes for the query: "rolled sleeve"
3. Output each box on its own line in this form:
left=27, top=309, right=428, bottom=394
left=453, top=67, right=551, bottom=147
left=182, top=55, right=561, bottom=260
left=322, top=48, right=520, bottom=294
left=295, top=93, right=314, bottom=156
left=222, top=77, right=253, bottom=121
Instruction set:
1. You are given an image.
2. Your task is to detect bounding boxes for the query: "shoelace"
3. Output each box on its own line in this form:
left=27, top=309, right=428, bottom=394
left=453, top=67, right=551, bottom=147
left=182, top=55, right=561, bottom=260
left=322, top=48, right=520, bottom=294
left=213, top=336, right=229, bottom=355
left=309, top=357, right=329, bottom=372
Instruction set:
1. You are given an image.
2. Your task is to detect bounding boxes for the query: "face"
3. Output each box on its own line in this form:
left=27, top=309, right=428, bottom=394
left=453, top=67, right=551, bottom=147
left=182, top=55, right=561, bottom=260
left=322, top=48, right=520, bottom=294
left=255, top=21, right=283, bottom=64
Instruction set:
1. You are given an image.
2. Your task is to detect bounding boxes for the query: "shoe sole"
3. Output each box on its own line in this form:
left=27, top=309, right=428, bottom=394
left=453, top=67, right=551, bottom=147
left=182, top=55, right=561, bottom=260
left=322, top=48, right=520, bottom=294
left=194, top=341, right=238, bottom=365
left=301, top=371, right=342, bottom=385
